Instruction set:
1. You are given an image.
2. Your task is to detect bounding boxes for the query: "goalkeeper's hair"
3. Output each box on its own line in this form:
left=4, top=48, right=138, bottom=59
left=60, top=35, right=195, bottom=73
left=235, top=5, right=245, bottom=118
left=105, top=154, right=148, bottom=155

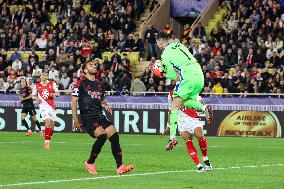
left=156, top=32, right=169, bottom=41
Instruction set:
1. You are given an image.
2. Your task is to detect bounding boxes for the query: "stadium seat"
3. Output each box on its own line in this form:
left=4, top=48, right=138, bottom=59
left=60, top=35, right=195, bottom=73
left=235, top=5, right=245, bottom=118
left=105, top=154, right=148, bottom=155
left=26, top=4, right=32, bottom=9
left=83, top=5, right=90, bottom=13
left=128, top=52, right=140, bottom=65
left=9, top=5, right=17, bottom=13
left=264, top=61, right=270, bottom=67
left=50, top=5, right=55, bottom=11
left=22, top=52, right=32, bottom=62
left=101, top=52, right=112, bottom=60
left=49, top=13, right=57, bottom=26
left=6, top=51, right=13, bottom=59
left=229, top=68, right=236, bottom=75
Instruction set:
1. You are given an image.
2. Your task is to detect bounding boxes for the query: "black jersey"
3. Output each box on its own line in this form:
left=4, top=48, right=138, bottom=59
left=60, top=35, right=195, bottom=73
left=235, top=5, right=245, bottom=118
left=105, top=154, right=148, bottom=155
left=19, top=86, right=33, bottom=106
left=72, top=77, right=105, bottom=118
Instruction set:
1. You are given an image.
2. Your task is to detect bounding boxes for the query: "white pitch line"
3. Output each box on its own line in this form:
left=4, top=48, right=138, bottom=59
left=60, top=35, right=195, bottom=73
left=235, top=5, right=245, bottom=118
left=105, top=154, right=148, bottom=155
left=0, top=164, right=283, bottom=187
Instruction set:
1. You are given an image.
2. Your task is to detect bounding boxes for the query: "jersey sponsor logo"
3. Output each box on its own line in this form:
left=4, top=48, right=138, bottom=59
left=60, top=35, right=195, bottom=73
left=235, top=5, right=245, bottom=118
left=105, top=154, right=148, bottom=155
left=41, top=89, right=50, bottom=99
left=87, top=91, right=102, bottom=99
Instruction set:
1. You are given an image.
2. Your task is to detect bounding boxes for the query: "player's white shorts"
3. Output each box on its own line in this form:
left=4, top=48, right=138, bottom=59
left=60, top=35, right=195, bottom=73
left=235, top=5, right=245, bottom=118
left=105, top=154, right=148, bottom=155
left=178, top=110, right=204, bottom=134
left=39, top=105, right=57, bottom=121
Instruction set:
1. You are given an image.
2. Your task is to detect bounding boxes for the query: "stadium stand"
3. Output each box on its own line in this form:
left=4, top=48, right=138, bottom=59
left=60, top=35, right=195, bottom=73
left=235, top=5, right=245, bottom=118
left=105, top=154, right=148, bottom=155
left=0, top=0, right=283, bottom=97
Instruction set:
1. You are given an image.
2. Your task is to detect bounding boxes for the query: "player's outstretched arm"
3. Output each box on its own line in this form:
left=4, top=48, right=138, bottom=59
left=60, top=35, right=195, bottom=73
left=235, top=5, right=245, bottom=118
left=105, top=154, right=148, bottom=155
left=71, top=96, right=81, bottom=128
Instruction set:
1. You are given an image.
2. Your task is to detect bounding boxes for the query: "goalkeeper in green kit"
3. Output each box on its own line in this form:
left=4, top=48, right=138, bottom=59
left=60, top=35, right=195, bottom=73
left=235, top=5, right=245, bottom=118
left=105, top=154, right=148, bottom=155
left=153, top=33, right=212, bottom=150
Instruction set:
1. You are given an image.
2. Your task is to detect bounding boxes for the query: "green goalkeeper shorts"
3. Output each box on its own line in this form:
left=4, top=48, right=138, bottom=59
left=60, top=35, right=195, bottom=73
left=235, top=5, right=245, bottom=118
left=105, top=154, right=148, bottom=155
left=173, top=74, right=204, bottom=100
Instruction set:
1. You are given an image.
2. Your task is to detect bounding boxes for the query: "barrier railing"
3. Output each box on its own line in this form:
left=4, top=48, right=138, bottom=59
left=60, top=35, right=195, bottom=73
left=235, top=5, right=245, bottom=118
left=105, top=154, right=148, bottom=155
left=2, top=89, right=283, bottom=98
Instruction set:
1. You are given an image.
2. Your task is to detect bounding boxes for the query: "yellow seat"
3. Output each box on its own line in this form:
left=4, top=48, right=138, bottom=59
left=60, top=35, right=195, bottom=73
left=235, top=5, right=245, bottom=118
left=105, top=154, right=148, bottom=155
left=22, top=52, right=31, bottom=62
left=229, top=68, right=236, bottom=75
left=214, top=13, right=222, bottom=21
left=83, top=5, right=90, bottom=13
left=128, top=52, right=139, bottom=65
left=6, top=51, right=13, bottom=59
left=26, top=4, right=32, bottom=9
left=49, top=13, right=57, bottom=26
left=9, top=5, right=17, bottom=13
left=264, top=61, right=270, bottom=67
left=50, top=5, right=55, bottom=11
left=101, top=52, right=112, bottom=60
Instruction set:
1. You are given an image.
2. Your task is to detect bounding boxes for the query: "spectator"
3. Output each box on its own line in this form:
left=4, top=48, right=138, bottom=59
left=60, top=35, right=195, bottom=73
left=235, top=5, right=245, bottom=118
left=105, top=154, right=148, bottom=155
left=49, top=66, right=59, bottom=81
left=193, top=23, right=206, bottom=41
left=115, top=71, right=131, bottom=91
left=182, top=24, right=191, bottom=43
left=162, top=23, right=173, bottom=37
left=121, top=53, right=131, bottom=72
left=0, top=78, right=8, bottom=92
left=130, top=77, right=146, bottom=96
left=213, top=82, right=224, bottom=96
left=12, top=59, right=22, bottom=70
left=9, top=48, right=22, bottom=63
left=35, top=34, right=47, bottom=50
left=68, top=77, right=78, bottom=91
left=144, top=25, right=158, bottom=59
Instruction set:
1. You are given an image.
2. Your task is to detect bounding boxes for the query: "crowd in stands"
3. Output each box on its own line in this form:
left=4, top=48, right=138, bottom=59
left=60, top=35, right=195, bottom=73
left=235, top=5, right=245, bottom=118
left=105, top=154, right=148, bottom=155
left=0, top=0, right=283, bottom=97
left=0, top=0, right=149, bottom=93
left=140, top=0, right=284, bottom=97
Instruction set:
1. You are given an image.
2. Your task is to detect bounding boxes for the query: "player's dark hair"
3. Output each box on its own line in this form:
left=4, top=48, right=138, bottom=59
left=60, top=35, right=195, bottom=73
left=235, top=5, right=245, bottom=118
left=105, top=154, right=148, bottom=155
left=156, top=32, right=169, bottom=40
left=82, top=62, right=88, bottom=71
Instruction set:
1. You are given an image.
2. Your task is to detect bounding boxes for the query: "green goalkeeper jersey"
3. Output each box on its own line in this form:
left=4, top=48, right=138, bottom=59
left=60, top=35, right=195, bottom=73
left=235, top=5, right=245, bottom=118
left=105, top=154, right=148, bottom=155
left=161, top=42, right=203, bottom=81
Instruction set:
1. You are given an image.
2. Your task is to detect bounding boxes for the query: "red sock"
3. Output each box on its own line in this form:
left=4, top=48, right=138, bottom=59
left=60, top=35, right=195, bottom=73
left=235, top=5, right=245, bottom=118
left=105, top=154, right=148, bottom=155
left=49, top=128, right=54, bottom=140
left=198, top=137, right=208, bottom=157
left=44, top=127, right=51, bottom=141
left=185, top=140, right=200, bottom=165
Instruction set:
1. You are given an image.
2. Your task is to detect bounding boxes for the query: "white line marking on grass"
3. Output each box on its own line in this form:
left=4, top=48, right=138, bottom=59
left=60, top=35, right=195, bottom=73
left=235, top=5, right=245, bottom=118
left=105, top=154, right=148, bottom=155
left=0, top=164, right=283, bottom=187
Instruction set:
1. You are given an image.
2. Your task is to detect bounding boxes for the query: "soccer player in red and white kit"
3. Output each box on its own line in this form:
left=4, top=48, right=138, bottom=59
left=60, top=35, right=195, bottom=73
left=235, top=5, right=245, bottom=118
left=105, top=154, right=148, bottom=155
left=32, top=72, right=60, bottom=150
left=162, top=91, right=212, bottom=172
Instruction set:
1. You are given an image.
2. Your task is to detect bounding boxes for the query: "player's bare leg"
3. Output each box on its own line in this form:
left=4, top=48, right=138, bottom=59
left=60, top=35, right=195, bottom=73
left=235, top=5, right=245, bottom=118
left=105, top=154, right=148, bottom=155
left=181, top=131, right=204, bottom=172
left=105, top=125, right=134, bottom=175
left=85, top=126, right=107, bottom=174
left=195, top=127, right=212, bottom=171
left=166, top=97, right=183, bottom=150
left=21, top=113, right=32, bottom=136
left=32, top=115, right=43, bottom=136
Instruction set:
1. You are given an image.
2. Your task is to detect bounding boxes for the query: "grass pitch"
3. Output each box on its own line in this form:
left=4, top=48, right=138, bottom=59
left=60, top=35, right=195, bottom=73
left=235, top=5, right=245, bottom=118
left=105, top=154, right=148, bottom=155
left=0, top=132, right=283, bottom=189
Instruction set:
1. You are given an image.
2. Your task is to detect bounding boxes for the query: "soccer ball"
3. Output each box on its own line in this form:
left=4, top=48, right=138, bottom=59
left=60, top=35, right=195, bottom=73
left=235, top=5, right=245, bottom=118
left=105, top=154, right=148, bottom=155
left=152, top=60, right=163, bottom=77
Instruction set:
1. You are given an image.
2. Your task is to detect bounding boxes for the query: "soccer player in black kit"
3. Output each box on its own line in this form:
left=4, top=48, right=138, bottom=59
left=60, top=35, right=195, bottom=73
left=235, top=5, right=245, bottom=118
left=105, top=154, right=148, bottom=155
left=19, top=78, right=43, bottom=136
left=71, top=61, right=134, bottom=175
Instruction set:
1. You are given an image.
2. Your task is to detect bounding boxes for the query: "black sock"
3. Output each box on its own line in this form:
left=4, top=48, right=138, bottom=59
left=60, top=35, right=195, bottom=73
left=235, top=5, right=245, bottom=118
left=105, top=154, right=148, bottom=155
left=109, top=133, right=123, bottom=168
left=87, top=134, right=107, bottom=164
left=35, top=121, right=41, bottom=131
left=22, top=119, right=30, bottom=131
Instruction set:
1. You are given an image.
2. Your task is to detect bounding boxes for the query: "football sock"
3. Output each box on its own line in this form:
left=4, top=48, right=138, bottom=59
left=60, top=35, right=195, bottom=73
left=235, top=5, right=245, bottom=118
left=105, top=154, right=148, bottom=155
left=22, top=119, right=30, bottom=131
left=184, top=99, right=204, bottom=110
left=109, top=133, right=123, bottom=168
left=169, top=109, right=178, bottom=140
left=44, top=127, right=51, bottom=141
left=87, top=134, right=107, bottom=164
left=35, top=121, right=42, bottom=131
left=49, top=128, right=54, bottom=140
left=197, top=163, right=203, bottom=168
left=198, top=137, right=208, bottom=157
left=186, top=139, right=200, bottom=165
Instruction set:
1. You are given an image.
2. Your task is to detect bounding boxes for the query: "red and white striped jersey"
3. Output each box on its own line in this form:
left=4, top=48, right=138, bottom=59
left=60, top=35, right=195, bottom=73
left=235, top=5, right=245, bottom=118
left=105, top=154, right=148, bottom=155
left=32, top=81, right=59, bottom=109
